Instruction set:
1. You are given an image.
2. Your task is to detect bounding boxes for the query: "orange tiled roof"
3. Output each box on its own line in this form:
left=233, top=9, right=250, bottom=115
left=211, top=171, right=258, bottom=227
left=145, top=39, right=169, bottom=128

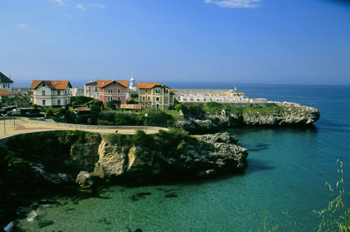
left=137, top=82, right=159, bottom=89
left=30, top=80, right=72, bottom=90
left=137, top=82, right=171, bottom=89
left=0, top=89, right=16, bottom=96
left=97, top=80, right=128, bottom=88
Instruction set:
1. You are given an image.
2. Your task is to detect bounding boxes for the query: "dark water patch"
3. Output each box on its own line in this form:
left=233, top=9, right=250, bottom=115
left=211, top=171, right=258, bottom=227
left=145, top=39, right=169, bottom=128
left=130, top=192, right=152, bottom=201
left=98, top=218, right=112, bottom=225
left=164, top=193, right=178, bottom=198
left=38, top=219, right=54, bottom=228
left=245, top=159, right=275, bottom=175
left=245, top=143, right=270, bottom=152
left=163, top=188, right=181, bottom=193
left=127, top=226, right=143, bottom=232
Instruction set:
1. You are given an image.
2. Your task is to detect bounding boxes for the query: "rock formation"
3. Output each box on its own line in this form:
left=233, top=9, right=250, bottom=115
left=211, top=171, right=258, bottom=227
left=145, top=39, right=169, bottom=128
left=176, top=102, right=321, bottom=133
left=75, top=132, right=248, bottom=189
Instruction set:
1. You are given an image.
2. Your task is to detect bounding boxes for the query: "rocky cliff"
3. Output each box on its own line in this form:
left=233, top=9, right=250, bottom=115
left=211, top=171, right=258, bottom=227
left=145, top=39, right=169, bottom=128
left=76, top=131, right=248, bottom=189
left=176, top=102, right=321, bottom=133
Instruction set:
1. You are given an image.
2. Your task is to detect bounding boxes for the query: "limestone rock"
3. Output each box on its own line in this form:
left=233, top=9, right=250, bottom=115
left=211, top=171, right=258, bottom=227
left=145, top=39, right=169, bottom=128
left=70, top=135, right=101, bottom=172
left=196, top=132, right=239, bottom=144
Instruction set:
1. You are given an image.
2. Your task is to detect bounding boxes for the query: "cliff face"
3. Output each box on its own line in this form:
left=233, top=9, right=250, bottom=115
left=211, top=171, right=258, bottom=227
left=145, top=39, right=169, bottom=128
left=176, top=102, right=321, bottom=133
left=75, top=132, right=248, bottom=189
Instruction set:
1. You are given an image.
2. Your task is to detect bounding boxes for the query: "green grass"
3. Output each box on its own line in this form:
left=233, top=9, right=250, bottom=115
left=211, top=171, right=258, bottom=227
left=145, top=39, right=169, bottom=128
left=162, top=110, right=180, bottom=115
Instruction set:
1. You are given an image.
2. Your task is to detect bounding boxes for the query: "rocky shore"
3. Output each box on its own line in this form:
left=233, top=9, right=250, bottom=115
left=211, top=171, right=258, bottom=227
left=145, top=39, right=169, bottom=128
left=0, top=130, right=247, bottom=229
left=176, top=102, right=321, bottom=133
left=76, top=131, right=247, bottom=189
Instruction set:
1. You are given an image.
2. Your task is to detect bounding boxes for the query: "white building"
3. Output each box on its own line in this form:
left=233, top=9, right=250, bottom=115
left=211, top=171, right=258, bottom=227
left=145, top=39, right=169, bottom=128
left=0, top=72, right=14, bottom=92
left=84, top=81, right=99, bottom=99
left=30, top=80, right=72, bottom=107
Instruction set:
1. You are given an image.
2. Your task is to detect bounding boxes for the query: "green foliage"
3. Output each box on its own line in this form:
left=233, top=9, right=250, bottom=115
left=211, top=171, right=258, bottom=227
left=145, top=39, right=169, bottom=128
left=314, top=160, right=350, bottom=232
left=175, top=104, right=183, bottom=112
left=107, top=100, right=121, bottom=109
left=102, top=128, right=198, bottom=160
left=131, top=93, right=139, bottom=99
left=71, top=96, right=94, bottom=107
left=146, top=109, right=175, bottom=127
left=203, top=102, right=287, bottom=116
left=182, top=103, right=206, bottom=119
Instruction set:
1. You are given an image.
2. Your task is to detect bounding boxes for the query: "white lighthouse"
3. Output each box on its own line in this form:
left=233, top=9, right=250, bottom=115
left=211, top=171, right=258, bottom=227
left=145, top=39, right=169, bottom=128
left=129, top=75, right=137, bottom=91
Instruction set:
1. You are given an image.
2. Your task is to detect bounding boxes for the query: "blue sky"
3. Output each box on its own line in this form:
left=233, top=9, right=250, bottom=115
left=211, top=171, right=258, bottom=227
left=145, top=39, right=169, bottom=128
left=1, top=0, right=350, bottom=87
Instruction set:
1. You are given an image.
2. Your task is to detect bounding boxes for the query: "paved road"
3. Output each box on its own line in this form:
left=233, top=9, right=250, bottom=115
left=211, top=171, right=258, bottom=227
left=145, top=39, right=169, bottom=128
left=0, top=119, right=158, bottom=139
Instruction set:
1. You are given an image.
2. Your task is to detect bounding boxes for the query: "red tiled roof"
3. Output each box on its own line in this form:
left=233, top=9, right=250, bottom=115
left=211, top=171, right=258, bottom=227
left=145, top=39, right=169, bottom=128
left=137, top=82, right=171, bottom=89
left=97, top=80, right=128, bottom=88
left=0, top=89, right=16, bottom=96
left=30, top=80, right=72, bottom=90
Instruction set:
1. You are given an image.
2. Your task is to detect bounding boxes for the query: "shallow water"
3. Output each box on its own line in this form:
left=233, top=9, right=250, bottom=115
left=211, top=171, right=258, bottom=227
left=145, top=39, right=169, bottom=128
left=9, top=84, right=350, bottom=231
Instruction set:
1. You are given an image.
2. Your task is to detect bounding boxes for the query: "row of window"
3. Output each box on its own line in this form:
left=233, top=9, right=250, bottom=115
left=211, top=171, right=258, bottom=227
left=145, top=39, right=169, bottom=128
left=107, top=89, right=122, bottom=93
left=41, top=99, right=68, bottom=105
left=87, top=87, right=99, bottom=92
left=143, top=88, right=169, bottom=94
left=1, top=84, right=11, bottom=89
left=41, top=90, right=67, bottom=96
left=141, top=96, right=169, bottom=102
left=107, top=97, right=121, bottom=101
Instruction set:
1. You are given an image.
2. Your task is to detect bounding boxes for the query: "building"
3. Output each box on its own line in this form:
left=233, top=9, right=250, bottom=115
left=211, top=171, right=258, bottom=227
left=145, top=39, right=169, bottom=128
left=0, top=89, right=16, bottom=102
left=30, top=80, right=72, bottom=107
left=97, top=80, right=128, bottom=108
left=0, top=72, right=14, bottom=92
left=71, top=88, right=84, bottom=96
left=137, top=82, right=175, bottom=110
left=84, top=81, right=99, bottom=99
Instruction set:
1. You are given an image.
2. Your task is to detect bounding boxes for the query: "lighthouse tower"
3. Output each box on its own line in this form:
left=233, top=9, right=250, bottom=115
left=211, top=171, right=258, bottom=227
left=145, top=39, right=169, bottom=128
left=129, top=75, right=137, bottom=91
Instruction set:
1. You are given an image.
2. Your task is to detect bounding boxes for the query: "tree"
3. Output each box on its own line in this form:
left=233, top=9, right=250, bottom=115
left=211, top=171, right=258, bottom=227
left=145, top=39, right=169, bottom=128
left=107, top=100, right=121, bottom=109
left=146, top=109, right=175, bottom=127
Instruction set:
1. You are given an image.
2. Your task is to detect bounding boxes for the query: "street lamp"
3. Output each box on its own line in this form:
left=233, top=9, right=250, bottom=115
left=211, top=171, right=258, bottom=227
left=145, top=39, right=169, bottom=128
left=144, top=113, right=148, bottom=133
left=1, top=114, right=8, bottom=135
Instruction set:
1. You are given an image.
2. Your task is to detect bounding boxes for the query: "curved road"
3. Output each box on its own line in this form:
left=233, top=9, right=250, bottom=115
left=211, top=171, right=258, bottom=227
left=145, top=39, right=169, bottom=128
left=0, top=119, right=159, bottom=139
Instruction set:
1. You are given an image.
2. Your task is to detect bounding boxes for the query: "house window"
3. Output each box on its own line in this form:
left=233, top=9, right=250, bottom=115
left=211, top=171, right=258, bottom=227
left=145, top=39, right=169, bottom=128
left=147, top=103, right=151, bottom=107
left=3, top=84, right=5, bottom=88
left=58, top=100, right=61, bottom=105
left=142, top=96, right=145, bottom=101
left=42, top=91, right=45, bottom=96
left=145, top=89, right=148, bottom=93
left=57, top=90, right=60, bottom=95
left=148, top=96, right=150, bottom=101
left=42, top=83, right=46, bottom=86
left=108, top=97, right=113, bottom=101
left=65, top=99, right=67, bottom=104
left=155, top=89, right=160, bottom=93
left=164, top=89, right=169, bottom=93
left=65, top=90, right=67, bottom=95
left=108, top=89, right=113, bottom=93
left=95, top=87, right=98, bottom=91
left=117, top=97, right=120, bottom=101
left=42, top=100, right=46, bottom=105
left=89, top=87, right=91, bottom=91
left=156, top=97, right=160, bottom=101
left=117, top=89, right=120, bottom=93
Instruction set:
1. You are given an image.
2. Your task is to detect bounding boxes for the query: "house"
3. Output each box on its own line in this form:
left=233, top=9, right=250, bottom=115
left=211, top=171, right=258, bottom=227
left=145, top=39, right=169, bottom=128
left=137, top=82, right=175, bottom=110
left=0, top=89, right=16, bottom=102
left=0, top=72, right=14, bottom=92
left=97, top=80, right=128, bottom=108
left=30, top=80, right=72, bottom=107
left=84, top=81, right=99, bottom=99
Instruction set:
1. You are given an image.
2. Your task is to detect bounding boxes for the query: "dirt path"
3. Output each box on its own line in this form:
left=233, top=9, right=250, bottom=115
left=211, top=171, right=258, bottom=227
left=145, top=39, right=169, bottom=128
left=0, top=119, right=158, bottom=139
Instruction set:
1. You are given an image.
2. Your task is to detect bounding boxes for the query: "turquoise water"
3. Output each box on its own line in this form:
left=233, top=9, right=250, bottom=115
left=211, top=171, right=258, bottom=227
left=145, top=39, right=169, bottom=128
left=13, top=84, right=350, bottom=231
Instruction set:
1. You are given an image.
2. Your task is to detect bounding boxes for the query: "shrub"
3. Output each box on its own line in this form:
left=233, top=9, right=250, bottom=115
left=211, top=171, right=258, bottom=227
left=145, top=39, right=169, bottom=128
left=145, top=109, right=175, bottom=127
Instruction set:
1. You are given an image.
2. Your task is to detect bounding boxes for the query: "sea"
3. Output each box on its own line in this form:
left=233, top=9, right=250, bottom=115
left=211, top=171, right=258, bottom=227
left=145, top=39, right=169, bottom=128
left=6, top=82, right=350, bottom=231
